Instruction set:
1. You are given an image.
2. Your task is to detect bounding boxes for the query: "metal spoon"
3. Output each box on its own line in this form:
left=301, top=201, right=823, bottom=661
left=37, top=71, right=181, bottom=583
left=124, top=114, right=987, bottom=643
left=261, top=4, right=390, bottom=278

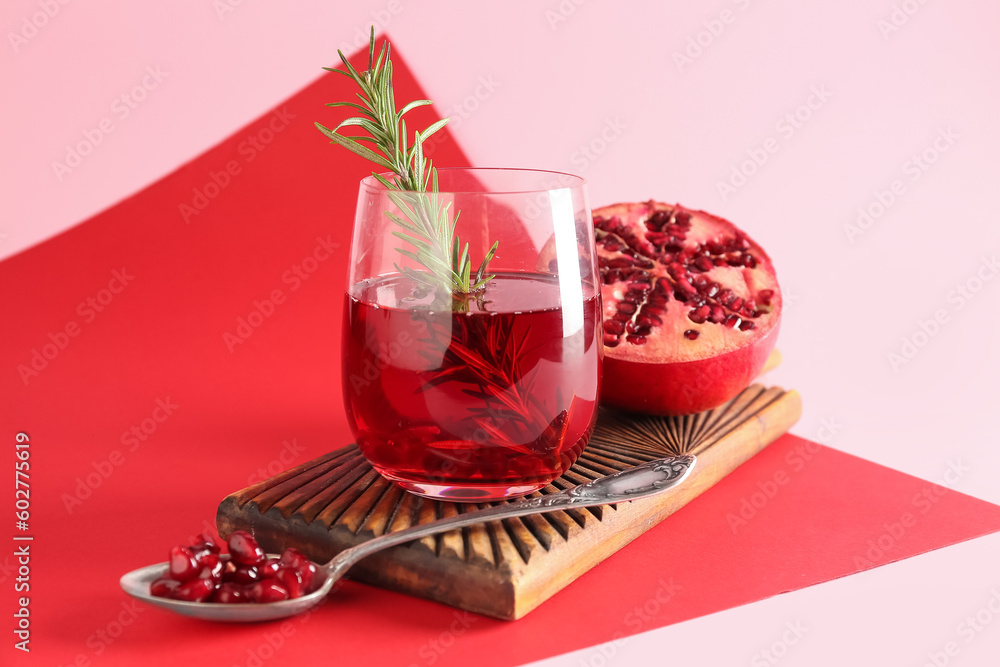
left=120, top=454, right=695, bottom=622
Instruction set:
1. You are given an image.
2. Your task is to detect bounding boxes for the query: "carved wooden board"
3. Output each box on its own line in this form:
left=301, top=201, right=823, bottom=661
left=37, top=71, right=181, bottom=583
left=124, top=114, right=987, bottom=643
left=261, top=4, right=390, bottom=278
left=217, top=383, right=801, bottom=620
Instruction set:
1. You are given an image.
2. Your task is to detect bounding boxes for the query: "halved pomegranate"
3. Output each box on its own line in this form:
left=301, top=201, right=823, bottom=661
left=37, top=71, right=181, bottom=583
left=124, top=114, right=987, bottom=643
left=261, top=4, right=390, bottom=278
left=594, top=200, right=781, bottom=415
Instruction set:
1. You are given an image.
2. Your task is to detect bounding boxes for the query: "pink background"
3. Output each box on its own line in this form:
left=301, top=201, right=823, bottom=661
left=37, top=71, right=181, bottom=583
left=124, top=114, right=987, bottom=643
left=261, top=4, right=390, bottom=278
left=4, top=1, right=999, bottom=665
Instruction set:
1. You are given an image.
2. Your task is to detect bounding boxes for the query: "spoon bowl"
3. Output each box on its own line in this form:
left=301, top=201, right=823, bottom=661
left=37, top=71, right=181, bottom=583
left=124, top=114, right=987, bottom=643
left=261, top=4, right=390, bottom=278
left=119, top=557, right=334, bottom=622
left=121, top=454, right=695, bottom=622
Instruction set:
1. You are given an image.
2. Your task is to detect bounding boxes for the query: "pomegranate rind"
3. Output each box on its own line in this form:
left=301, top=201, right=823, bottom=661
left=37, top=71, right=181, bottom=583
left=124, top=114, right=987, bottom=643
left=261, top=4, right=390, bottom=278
left=601, top=318, right=779, bottom=416
left=594, top=200, right=782, bottom=415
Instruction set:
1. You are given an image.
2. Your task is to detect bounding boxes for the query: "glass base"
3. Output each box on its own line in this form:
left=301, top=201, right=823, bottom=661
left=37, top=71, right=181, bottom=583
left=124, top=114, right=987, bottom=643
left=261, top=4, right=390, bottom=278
left=380, top=471, right=547, bottom=501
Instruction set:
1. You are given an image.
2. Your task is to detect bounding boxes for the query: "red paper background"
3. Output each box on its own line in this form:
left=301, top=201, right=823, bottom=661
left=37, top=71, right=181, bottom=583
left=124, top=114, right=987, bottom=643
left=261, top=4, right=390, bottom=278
left=3, top=47, right=1000, bottom=667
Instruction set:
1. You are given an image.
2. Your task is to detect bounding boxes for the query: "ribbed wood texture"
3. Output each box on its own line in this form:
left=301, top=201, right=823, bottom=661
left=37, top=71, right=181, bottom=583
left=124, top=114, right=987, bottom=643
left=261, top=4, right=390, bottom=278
left=217, top=383, right=801, bottom=619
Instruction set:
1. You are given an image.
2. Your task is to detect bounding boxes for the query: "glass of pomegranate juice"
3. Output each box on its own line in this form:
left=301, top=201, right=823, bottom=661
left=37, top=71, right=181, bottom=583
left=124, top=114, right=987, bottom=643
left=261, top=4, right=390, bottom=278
left=342, top=168, right=602, bottom=500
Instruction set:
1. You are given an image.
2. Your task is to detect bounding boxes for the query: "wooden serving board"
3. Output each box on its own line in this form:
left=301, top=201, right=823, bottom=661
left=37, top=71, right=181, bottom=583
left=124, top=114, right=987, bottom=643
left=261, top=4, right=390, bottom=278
left=217, top=383, right=801, bottom=620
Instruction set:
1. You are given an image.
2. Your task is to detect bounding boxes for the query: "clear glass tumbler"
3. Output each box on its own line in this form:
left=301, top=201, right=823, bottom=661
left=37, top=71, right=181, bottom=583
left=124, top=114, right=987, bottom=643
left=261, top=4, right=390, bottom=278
left=342, top=168, right=601, bottom=500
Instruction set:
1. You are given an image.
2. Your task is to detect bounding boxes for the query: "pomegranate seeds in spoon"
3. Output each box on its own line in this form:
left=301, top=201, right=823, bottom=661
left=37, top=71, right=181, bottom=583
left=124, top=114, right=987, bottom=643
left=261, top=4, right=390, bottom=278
left=149, top=531, right=319, bottom=604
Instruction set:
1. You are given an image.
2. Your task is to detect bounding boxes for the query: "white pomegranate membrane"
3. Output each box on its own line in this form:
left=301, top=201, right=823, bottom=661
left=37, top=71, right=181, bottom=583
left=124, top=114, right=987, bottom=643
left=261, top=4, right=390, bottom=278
left=595, top=201, right=781, bottom=415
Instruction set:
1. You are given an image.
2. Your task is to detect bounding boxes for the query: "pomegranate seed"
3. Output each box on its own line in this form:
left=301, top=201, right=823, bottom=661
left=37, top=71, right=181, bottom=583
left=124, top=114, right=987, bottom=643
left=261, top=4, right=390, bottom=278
left=194, top=533, right=222, bottom=554
left=276, top=567, right=304, bottom=599
left=249, top=580, right=290, bottom=603
left=758, top=289, right=774, bottom=305
left=706, top=283, right=720, bottom=298
left=150, top=577, right=180, bottom=598
left=605, top=256, right=635, bottom=269
left=742, top=253, right=757, bottom=268
left=688, top=306, right=710, bottom=324
left=626, top=334, right=647, bottom=345
left=169, top=546, right=200, bottom=582
left=617, top=302, right=637, bottom=315
left=227, top=531, right=265, bottom=566
left=636, top=313, right=661, bottom=328
left=743, top=298, right=756, bottom=313
left=173, top=578, right=216, bottom=602
left=191, top=537, right=222, bottom=564
left=197, top=554, right=224, bottom=583
left=674, top=211, right=692, bottom=226
left=627, top=281, right=651, bottom=292
left=730, top=297, right=743, bottom=312
left=278, top=548, right=318, bottom=591
left=724, top=315, right=741, bottom=328
left=212, top=582, right=248, bottom=604
left=625, top=290, right=647, bottom=303
left=259, top=558, right=281, bottom=578
left=709, top=306, right=726, bottom=324
left=693, top=256, right=714, bottom=272
left=603, top=320, right=625, bottom=335
left=667, top=262, right=685, bottom=279
left=716, top=288, right=734, bottom=306
left=646, top=295, right=668, bottom=308
left=676, top=277, right=697, bottom=294
left=683, top=329, right=699, bottom=340
left=227, top=563, right=260, bottom=584
left=278, top=548, right=310, bottom=570
left=714, top=257, right=727, bottom=267
left=739, top=320, right=756, bottom=331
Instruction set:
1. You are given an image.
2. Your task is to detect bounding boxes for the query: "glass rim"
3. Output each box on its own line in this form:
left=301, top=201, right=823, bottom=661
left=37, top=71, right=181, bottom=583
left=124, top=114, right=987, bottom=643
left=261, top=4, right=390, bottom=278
left=359, top=167, right=587, bottom=195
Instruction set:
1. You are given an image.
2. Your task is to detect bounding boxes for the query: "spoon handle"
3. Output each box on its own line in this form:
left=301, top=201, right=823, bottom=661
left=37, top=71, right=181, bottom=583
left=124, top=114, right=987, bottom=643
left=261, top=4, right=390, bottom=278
left=325, top=454, right=695, bottom=577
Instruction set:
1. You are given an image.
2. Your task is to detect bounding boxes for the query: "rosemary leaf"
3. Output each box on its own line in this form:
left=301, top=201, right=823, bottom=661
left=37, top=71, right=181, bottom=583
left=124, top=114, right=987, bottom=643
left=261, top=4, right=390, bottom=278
left=315, top=123, right=393, bottom=170
left=317, top=27, right=500, bottom=300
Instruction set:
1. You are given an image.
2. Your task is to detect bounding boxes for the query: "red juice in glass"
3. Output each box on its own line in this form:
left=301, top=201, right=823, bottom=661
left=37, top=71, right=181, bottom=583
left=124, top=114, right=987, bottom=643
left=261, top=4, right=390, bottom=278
left=343, top=167, right=600, bottom=500
left=343, top=272, right=601, bottom=500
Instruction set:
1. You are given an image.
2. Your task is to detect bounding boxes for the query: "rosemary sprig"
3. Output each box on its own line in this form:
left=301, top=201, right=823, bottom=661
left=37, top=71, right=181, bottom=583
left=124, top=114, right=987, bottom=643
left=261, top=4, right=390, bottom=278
left=315, top=28, right=498, bottom=295
left=414, top=311, right=564, bottom=453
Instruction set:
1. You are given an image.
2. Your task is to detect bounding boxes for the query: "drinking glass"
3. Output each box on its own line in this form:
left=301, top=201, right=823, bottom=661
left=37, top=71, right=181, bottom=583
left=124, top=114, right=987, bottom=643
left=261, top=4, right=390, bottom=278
left=342, top=168, right=601, bottom=500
